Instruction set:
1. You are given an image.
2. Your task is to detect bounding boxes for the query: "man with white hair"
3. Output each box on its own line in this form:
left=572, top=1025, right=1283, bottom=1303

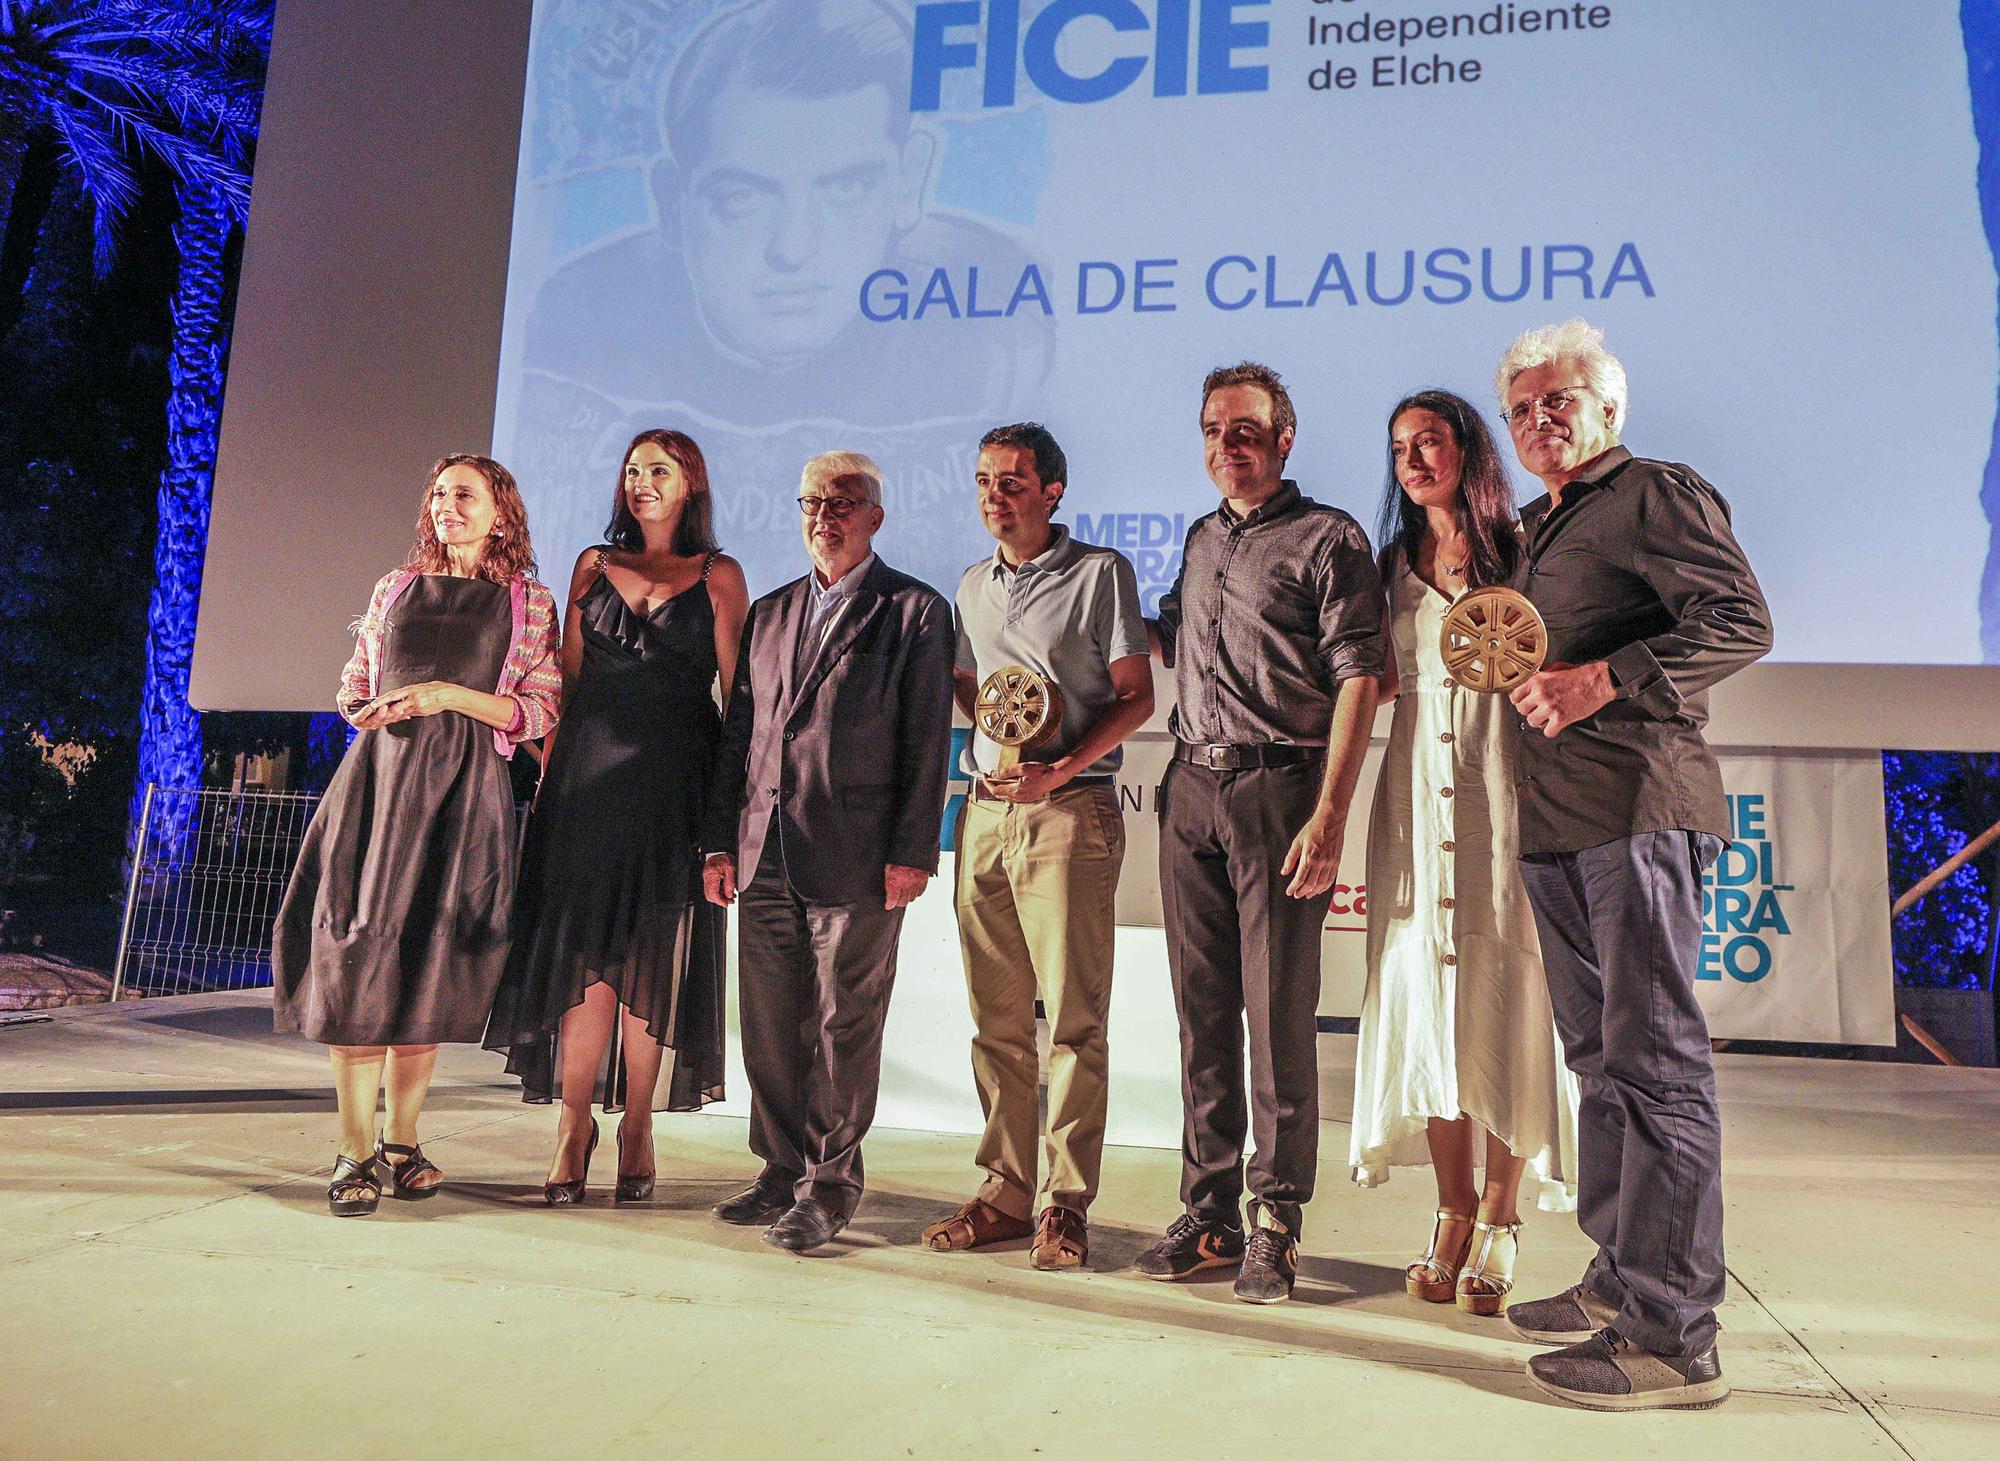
left=703, top=450, right=955, bottom=1252
left=1494, top=319, right=1771, bottom=1410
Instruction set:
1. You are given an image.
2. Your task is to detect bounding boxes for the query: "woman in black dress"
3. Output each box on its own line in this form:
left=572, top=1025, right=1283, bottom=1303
left=486, top=428, right=749, bottom=1203
left=274, top=454, right=561, bottom=1217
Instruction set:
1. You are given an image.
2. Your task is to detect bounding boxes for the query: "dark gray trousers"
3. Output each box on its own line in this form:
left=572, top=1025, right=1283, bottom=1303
left=1518, top=830, right=1727, bottom=1356
left=1159, top=759, right=1332, bottom=1236
left=737, top=854, right=905, bottom=1220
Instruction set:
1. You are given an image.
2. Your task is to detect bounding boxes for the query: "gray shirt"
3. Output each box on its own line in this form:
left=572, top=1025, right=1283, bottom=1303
left=954, top=525, right=1149, bottom=777
left=1154, top=480, right=1387, bottom=746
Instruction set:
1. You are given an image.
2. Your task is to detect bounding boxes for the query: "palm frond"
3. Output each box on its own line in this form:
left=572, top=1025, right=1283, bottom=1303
left=87, top=87, right=251, bottom=219
left=94, top=1, right=273, bottom=64
left=0, top=0, right=270, bottom=251
left=44, top=94, right=140, bottom=272
left=61, top=50, right=265, bottom=142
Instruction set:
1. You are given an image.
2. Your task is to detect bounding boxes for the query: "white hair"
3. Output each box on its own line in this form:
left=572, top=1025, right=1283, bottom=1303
left=1493, top=317, right=1629, bottom=433
left=799, top=449, right=884, bottom=506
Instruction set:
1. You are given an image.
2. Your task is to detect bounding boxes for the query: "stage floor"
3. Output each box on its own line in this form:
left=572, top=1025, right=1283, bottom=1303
left=2, top=992, right=1995, bottom=1459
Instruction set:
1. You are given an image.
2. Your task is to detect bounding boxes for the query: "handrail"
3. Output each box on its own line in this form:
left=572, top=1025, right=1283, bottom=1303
left=1889, top=815, right=2000, bottom=919
left=1887, top=811, right=2000, bottom=1067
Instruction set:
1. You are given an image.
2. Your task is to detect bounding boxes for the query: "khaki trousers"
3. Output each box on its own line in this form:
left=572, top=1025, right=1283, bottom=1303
left=954, top=782, right=1125, bottom=1218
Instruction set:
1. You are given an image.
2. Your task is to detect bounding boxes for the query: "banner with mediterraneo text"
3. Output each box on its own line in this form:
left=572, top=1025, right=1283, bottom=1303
left=1088, top=737, right=1895, bottom=1045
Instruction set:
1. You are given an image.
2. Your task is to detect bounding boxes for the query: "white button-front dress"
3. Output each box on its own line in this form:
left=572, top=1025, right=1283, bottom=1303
left=1349, top=560, right=1579, bottom=1210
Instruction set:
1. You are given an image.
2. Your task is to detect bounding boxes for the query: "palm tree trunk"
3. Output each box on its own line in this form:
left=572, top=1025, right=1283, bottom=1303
left=133, top=183, right=230, bottom=855
left=0, top=130, right=60, bottom=348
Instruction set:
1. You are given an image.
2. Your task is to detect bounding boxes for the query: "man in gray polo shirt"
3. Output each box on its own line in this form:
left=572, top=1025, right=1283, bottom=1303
left=919, top=422, right=1153, bottom=1272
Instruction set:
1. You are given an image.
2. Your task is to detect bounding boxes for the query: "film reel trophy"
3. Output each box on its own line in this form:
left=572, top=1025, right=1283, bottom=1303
left=1438, top=587, right=1548, bottom=693
left=973, top=665, right=1065, bottom=773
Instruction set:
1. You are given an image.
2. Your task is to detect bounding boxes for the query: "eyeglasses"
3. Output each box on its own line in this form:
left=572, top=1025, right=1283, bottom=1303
left=1501, top=386, right=1593, bottom=428
left=798, top=494, right=868, bottom=520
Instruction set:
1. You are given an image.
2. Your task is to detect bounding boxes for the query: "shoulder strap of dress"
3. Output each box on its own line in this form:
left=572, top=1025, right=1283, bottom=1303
left=594, top=546, right=610, bottom=577
left=701, top=550, right=717, bottom=581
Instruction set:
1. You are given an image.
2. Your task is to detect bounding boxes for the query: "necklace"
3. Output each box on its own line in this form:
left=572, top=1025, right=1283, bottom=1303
left=1426, top=528, right=1470, bottom=582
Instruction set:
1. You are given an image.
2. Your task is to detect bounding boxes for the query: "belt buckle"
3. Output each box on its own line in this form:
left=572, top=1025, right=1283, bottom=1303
left=1203, top=743, right=1232, bottom=770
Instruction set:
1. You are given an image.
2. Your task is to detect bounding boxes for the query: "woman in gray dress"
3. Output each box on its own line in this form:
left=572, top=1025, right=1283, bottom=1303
left=273, top=454, right=561, bottom=1217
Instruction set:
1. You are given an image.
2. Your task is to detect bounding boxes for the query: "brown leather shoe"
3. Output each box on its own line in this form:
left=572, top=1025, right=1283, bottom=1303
left=921, top=1197, right=1033, bottom=1252
left=1030, top=1205, right=1088, bottom=1271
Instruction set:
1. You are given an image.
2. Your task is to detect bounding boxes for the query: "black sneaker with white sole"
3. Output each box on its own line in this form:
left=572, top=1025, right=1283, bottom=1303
left=1232, top=1224, right=1297, bottom=1304
left=1133, top=1215, right=1245, bottom=1280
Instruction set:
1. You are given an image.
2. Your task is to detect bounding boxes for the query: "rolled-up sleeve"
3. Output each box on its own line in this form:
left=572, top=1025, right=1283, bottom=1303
left=1611, top=474, right=1773, bottom=721
left=1313, top=526, right=1389, bottom=685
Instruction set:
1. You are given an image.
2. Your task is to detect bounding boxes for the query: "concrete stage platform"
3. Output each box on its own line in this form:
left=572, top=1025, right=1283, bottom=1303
left=2, top=993, right=1995, bottom=1459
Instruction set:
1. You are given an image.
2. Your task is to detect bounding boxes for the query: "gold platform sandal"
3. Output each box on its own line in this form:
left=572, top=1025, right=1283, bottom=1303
left=1405, top=1209, right=1474, bottom=1302
left=1456, top=1219, right=1523, bottom=1316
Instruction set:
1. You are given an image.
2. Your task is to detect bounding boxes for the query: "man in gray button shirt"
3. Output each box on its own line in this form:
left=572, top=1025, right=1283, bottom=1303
left=1141, top=363, right=1386, bottom=1303
left=920, top=422, right=1154, bottom=1272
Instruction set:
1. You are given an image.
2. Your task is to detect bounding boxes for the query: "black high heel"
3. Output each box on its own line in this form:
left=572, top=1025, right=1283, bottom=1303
left=376, top=1140, right=443, bottom=1201
left=615, top=1124, right=656, bottom=1204
left=328, top=1153, right=381, bottom=1217
left=544, top=1120, right=600, bottom=1206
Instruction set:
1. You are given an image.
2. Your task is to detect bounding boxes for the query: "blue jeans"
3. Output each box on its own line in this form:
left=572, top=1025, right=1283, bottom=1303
left=1518, top=830, right=1727, bottom=1355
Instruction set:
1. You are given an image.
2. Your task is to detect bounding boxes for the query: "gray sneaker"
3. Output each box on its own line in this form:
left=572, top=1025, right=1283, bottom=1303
left=1527, top=1328, right=1729, bottom=1412
left=1505, top=1284, right=1621, bottom=1344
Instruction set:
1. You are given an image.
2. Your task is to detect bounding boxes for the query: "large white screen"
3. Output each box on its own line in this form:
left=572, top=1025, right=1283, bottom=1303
left=492, top=0, right=1998, bottom=666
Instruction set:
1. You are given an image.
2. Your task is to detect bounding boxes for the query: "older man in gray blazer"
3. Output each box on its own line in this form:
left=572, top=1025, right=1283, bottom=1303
left=703, top=450, right=955, bottom=1252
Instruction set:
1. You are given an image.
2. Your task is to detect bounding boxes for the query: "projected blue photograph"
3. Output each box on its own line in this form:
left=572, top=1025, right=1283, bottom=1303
left=494, top=0, right=2000, bottom=665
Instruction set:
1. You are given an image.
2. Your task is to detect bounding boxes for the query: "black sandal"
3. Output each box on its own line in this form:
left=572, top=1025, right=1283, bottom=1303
left=376, top=1141, right=443, bottom=1201
left=328, top=1153, right=382, bottom=1217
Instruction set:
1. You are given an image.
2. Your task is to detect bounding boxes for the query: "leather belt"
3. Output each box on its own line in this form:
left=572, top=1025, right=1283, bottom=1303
left=1173, top=741, right=1322, bottom=770
left=968, top=773, right=1115, bottom=803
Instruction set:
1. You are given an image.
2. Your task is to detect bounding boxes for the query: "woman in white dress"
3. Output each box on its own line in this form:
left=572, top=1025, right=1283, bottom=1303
left=1349, top=389, right=1579, bottom=1316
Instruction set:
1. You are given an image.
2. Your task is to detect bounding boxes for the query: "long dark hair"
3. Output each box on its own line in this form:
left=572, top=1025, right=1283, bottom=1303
left=1373, top=389, right=1519, bottom=589
left=603, top=428, right=720, bottom=555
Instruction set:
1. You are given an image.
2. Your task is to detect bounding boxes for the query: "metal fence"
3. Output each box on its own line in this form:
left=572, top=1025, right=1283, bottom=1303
left=112, top=786, right=321, bottom=999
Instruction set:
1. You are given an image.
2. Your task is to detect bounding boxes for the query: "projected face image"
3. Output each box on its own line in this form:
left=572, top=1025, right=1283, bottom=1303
left=1391, top=407, right=1465, bottom=510
left=623, top=439, right=695, bottom=522
left=429, top=463, right=498, bottom=552
left=679, top=83, right=915, bottom=368
left=1505, top=361, right=1619, bottom=482
left=1202, top=385, right=1294, bottom=499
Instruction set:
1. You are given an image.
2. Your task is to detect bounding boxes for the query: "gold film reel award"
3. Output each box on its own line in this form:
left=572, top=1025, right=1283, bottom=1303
left=1438, top=587, right=1548, bottom=693
left=973, top=665, right=1065, bottom=773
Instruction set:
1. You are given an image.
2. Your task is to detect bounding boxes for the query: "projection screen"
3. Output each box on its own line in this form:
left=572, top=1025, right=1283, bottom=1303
left=194, top=0, right=2000, bottom=750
